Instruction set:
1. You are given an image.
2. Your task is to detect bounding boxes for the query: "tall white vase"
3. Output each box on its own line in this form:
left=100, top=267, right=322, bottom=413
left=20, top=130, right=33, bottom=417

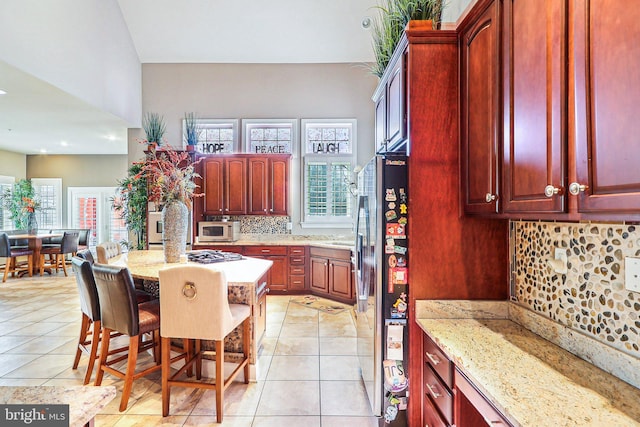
left=162, top=200, right=188, bottom=263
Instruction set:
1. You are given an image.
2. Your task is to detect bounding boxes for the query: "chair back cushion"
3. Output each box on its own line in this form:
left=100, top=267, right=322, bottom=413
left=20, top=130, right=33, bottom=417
left=0, top=233, right=11, bottom=257
left=71, top=256, right=100, bottom=321
left=60, top=231, right=80, bottom=254
left=159, top=265, right=238, bottom=341
left=92, top=264, right=139, bottom=336
left=96, top=241, right=122, bottom=264
left=75, top=249, right=95, bottom=265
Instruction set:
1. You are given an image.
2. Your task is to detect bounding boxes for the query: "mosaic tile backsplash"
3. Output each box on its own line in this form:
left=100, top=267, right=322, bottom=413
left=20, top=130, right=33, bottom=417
left=512, top=220, right=640, bottom=359
left=205, top=215, right=290, bottom=234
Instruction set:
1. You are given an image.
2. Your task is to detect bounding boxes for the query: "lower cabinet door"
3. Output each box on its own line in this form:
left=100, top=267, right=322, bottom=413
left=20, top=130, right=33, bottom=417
left=423, top=391, right=449, bottom=427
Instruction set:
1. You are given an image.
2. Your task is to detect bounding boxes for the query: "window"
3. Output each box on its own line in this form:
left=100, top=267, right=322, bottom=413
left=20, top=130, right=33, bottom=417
left=243, top=119, right=297, bottom=154
left=301, top=119, right=357, bottom=228
left=0, top=175, right=14, bottom=230
left=184, top=119, right=239, bottom=154
left=68, top=187, right=125, bottom=250
left=32, top=178, right=62, bottom=229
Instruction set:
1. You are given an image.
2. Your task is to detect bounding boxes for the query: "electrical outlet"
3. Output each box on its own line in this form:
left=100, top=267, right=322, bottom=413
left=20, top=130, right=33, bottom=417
left=624, top=257, right=640, bottom=293
left=548, top=247, right=567, bottom=274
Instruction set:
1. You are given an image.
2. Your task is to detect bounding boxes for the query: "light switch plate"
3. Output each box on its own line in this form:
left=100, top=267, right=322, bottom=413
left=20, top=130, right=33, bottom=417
left=624, top=257, right=640, bottom=293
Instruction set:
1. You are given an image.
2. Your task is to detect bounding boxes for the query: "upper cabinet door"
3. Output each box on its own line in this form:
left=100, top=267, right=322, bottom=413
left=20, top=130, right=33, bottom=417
left=203, top=157, right=224, bottom=214
left=374, top=93, right=387, bottom=153
left=461, top=0, right=501, bottom=214
left=224, top=157, right=247, bottom=215
left=502, top=0, right=567, bottom=213
left=573, top=0, right=640, bottom=214
left=248, top=157, right=269, bottom=215
left=269, top=157, right=289, bottom=215
left=386, top=54, right=407, bottom=150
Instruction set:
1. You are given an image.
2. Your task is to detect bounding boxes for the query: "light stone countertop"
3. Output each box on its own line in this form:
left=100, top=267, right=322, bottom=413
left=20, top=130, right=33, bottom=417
left=193, top=233, right=355, bottom=250
left=0, top=385, right=115, bottom=427
left=417, top=317, right=640, bottom=426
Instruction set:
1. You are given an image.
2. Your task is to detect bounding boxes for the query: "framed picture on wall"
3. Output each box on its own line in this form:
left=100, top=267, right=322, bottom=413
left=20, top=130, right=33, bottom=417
left=183, top=119, right=239, bottom=154
left=242, top=119, right=297, bottom=155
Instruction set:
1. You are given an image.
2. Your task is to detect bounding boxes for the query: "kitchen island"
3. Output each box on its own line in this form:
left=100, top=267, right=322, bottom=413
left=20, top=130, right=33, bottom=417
left=108, top=250, right=272, bottom=381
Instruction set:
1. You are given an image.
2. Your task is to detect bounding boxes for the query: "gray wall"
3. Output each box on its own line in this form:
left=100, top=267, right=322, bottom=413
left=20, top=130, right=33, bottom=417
left=0, top=149, right=26, bottom=179
left=131, top=63, right=379, bottom=234
left=26, top=154, right=128, bottom=227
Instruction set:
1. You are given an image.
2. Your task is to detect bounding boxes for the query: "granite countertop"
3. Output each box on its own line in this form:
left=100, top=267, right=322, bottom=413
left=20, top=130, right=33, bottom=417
left=0, top=386, right=115, bottom=427
left=111, top=250, right=273, bottom=284
left=417, top=317, right=640, bottom=426
left=193, top=233, right=355, bottom=250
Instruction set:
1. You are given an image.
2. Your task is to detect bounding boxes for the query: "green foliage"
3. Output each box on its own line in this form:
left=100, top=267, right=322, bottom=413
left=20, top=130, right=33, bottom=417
left=142, top=112, right=166, bottom=145
left=112, top=163, right=148, bottom=250
left=183, top=112, right=202, bottom=146
left=369, top=0, right=445, bottom=77
left=0, top=179, right=38, bottom=229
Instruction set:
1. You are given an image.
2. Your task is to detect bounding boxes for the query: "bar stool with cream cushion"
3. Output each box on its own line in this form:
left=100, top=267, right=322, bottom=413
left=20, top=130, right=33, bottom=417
left=92, top=264, right=162, bottom=412
left=95, top=241, right=122, bottom=264
left=158, top=264, right=251, bottom=422
left=0, top=232, right=33, bottom=282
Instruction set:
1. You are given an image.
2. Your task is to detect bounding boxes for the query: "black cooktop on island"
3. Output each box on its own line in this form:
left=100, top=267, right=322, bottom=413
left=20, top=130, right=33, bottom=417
left=187, top=250, right=244, bottom=264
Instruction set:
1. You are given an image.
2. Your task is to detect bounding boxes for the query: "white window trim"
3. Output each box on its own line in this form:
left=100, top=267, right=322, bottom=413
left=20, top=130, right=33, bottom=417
left=182, top=118, right=239, bottom=154
left=242, top=118, right=298, bottom=154
left=32, top=178, right=62, bottom=228
left=0, top=175, right=15, bottom=230
left=300, top=119, right=357, bottom=229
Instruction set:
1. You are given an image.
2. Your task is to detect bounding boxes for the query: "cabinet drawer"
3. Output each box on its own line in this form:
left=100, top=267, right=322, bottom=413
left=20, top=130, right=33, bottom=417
left=289, top=246, right=306, bottom=256
left=289, top=256, right=306, bottom=265
left=423, top=387, right=449, bottom=427
left=424, top=363, right=453, bottom=425
left=288, top=275, right=306, bottom=290
left=289, top=265, right=305, bottom=275
left=455, top=368, right=511, bottom=426
left=424, top=334, right=453, bottom=388
left=244, top=246, right=288, bottom=256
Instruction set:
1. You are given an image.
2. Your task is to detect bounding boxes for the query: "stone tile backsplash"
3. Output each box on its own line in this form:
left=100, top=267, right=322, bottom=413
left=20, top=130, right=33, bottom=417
left=511, top=220, right=640, bottom=358
left=206, top=215, right=290, bottom=234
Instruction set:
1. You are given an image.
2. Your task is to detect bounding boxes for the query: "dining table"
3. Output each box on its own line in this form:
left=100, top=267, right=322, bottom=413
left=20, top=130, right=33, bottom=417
left=8, top=232, right=63, bottom=276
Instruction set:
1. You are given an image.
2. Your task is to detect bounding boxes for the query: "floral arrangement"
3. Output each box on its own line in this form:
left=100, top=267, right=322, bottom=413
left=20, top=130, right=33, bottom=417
left=134, top=144, right=202, bottom=210
left=21, top=196, right=40, bottom=213
left=0, top=179, right=40, bottom=229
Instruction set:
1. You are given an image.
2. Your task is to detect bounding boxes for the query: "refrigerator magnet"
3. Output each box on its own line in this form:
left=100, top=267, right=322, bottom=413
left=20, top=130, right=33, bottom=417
left=399, top=203, right=407, bottom=214
left=393, top=245, right=407, bottom=255
left=398, top=216, right=407, bottom=225
left=388, top=254, right=397, bottom=267
left=386, top=324, right=404, bottom=360
left=399, top=188, right=407, bottom=203
left=387, top=201, right=396, bottom=209
left=385, top=209, right=397, bottom=221
left=385, top=188, right=397, bottom=201
left=386, top=223, right=406, bottom=238
left=391, top=267, right=408, bottom=285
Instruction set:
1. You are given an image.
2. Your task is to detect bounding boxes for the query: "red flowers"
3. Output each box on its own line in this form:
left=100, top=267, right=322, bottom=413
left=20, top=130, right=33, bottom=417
left=21, top=197, right=39, bottom=213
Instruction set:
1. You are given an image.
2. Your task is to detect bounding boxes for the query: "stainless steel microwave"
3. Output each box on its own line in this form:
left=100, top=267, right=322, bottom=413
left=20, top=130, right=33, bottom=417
left=198, top=221, right=240, bottom=242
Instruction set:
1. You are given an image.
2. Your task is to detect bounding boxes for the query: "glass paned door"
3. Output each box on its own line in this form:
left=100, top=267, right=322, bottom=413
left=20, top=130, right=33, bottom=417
left=68, top=187, right=125, bottom=249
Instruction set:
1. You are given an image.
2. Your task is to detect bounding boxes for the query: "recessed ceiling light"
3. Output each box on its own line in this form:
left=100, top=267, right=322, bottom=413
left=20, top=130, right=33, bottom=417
left=105, top=134, right=117, bottom=141
left=361, top=17, right=372, bottom=29
left=39, top=148, right=47, bottom=153
left=60, top=141, right=68, bottom=147
left=0, top=89, right=6, bottom=95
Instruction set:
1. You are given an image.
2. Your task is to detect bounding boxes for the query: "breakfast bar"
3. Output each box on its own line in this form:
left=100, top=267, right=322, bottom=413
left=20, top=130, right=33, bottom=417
left=109, top=250, right=272, bottom=381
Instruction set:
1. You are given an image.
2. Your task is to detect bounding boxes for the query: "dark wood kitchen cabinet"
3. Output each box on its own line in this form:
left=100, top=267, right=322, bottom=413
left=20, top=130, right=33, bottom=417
left=372, top=46, right=407, bottom=152
left=288, top=246, right=307, bottom=291
left=572, top=0, right=640, bottom=216
left=244, top=246, right=288, bottom=292
left=460, top=0, right=502, bottom=214
left=501, top=0, right=567, bottom=214
left=309, top=246, right=353, bottom=304
left=203, top=157, right=247, bottom=215
left=248, top=156, right=289, bottom=215
left=455, top=368, right=512, bottom=426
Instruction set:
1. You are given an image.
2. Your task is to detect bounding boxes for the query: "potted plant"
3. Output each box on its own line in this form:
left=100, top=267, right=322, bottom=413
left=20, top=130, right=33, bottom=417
left=369, top=0, right=445, bottom=77
left=0, top=179, right=40, bottom=232
left=112, top=163, right=148, bottom=250
left=134, top=145, right=202, bottom=262
left=183, top=112, right=202, bottom=152
left=142, top=112, right=166, bottom=149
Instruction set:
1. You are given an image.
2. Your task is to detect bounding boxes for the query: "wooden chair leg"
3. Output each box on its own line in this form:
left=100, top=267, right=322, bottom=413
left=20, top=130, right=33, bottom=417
left=119, top=335, right=140, bottom=412
left=60, top=254, right=68, bottom=276
left=84, top=319, right=101, bottom=385
left=184, top=338, right=193, bottom=377
left=195, top=339, right=202, bottom=380
left=27, top=255, right=33, bottom=277
left=39, top=254, right=45, bottom=276
left=73, top=313, right=90, bottom=369
left=216, top=339, right=224, bottom=423
left=161, top=336, right=171, bottom=417
left=94, top=327, right=111, bottom=386
left=243, top=317, right=250, bottom=383
left=2, top=260, right=9, bottom=282
left=10, top=257, right=15, bottom=278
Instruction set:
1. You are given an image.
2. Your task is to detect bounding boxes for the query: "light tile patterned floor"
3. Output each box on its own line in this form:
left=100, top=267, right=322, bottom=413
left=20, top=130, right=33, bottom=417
left=0, top=270, right=379, bottom=426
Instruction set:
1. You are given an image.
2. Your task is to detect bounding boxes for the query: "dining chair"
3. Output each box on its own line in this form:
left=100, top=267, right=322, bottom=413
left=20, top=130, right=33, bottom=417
left=0, top=232, right=34, bottom=283
left=95, top=241, right=154, bottom=302
left=40, top=231, right=79, bottom=276
left=158, top=264, right=251, bottom=422
left=92, top=263, right=162, bottom=412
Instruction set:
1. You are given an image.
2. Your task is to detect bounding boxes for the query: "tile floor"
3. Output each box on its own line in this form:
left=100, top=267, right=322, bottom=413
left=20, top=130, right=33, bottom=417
left=0, top=270, right=379, bottom=426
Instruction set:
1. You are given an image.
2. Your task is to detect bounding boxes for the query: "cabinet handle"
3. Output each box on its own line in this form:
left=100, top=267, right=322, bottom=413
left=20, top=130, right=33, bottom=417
left=425, top=383, right=441, bottom=398
left=568, top=182, right=588, bottom=195
left=544, top=185, right=562, bottom=198
left=425, top=351, right=441, bottom=365
left=261, top=249, right=270, bottom=253
left=485, top=193, right=496, bottom=203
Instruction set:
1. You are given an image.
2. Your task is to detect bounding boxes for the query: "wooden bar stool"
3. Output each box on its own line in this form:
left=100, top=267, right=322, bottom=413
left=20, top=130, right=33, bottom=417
left=0, top=232, right=33, bottom=282
left=92, top=264, right=162, bottom=412
left=158, top=264, right=251, bottom=423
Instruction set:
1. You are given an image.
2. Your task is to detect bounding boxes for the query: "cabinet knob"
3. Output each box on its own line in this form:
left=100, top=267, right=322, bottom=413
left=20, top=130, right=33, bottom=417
left=485, top=193, right=496, bottom=203
left=568, top=182, right=588, bottom=195
left=544, top=185, right=562, bottom=198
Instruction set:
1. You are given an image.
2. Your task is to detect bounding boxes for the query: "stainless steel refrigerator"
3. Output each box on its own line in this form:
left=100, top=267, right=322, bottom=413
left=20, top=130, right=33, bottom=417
left=355, top=154, right=409, bottom=426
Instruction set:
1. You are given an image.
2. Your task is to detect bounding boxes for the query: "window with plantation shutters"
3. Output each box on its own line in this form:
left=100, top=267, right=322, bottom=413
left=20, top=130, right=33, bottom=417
left=0, top=175, right=14, bottom=230
left=32, top=178, right=62, bottom=229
